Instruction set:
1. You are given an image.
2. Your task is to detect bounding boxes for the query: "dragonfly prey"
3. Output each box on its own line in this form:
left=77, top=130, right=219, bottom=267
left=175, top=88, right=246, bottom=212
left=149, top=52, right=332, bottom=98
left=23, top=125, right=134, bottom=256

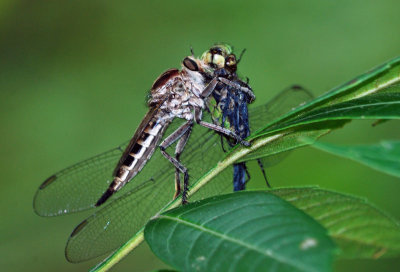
left=200, top=44, right=270, bottom=191
left=33, top=45, right=313, bottom=263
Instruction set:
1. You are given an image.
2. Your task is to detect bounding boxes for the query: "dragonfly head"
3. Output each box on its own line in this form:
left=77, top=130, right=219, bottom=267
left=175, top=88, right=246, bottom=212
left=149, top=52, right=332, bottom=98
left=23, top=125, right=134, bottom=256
left=201, top=44, right=237, bottom=74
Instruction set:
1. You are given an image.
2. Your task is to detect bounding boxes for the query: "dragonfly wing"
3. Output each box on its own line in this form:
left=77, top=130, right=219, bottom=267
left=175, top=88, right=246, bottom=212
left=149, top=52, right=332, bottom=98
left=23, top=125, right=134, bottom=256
left=249, top=85, right=314, bottom=132
left=248, top=85, right=314, bottom=166
left=65, top=116, right=233, bottom=262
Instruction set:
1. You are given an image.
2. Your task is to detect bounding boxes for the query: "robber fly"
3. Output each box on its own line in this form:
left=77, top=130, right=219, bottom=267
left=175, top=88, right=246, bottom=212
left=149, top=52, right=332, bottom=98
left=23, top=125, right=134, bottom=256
left=95, top=55, right=251, bottom=205
left=36, top=50, right=253, bottom=215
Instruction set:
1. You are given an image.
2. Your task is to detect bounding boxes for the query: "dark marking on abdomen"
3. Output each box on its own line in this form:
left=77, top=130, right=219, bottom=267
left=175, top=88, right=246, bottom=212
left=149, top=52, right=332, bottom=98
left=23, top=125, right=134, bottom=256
left=123, top=154, right=135, bottom=166
left=130, top=143, right=142, bottom=154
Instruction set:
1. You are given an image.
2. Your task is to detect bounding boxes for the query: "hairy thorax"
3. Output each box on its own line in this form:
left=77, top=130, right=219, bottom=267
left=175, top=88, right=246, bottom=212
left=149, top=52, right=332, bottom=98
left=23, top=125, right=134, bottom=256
left=149, top=68, right=206, bottom=123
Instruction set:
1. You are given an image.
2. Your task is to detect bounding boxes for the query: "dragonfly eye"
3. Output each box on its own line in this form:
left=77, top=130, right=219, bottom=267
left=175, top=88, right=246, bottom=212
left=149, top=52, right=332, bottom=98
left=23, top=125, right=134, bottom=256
left=210, top=47, right=223, bottom=55
left=183, top=57, right=199, bottom=71
left=225, top=54, right=237, bottom=72
left=226, top=54, right=236, bottom=66
left=211, top=54, right=225, bottom=69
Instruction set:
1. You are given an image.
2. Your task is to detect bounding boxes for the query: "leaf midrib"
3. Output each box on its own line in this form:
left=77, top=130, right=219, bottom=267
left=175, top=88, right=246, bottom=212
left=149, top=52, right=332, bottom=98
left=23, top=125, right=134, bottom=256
left=157, top=214, right=315, bottom=272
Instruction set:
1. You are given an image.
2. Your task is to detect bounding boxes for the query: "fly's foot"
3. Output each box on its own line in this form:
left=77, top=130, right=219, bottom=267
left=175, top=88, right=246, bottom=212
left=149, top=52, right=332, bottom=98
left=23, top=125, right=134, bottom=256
left=240, top=140, right=251, bottom=147
left=231, top=133, right=251, bottom=147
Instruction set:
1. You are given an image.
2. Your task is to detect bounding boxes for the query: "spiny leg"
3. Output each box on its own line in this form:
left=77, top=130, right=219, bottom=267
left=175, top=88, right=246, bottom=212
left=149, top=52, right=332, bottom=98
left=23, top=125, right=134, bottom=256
left=217, top=77, right=255, bottom=101
left=173, top=126, right=192, bottom=202
left=194, top=107, right=250, bottom=147
left=159, top=120, right=193, bottom=203
left=200, top=76, right=255, bottom=102
left=198, top=120, right=251, bottom=147
left=200, top=76, right=219, bottom=99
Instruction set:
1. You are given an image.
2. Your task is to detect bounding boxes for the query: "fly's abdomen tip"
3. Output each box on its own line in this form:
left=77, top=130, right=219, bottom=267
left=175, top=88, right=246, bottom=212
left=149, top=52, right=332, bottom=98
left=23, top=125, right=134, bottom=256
left=95, top=189, right=114, bottom=207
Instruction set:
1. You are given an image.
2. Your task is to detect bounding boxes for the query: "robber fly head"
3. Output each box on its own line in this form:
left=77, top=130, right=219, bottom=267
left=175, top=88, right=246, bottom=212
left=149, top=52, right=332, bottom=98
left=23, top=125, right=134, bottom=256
left=181, top=55, right=208, bottom=86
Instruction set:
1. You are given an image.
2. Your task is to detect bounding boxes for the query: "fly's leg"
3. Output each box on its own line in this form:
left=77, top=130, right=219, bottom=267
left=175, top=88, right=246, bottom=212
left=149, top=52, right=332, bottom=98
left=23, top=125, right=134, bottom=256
left=200, top=76, right=250, bottom=99
left=199, top=76, right=219, bottom=99
left=200, top=76, right=256, bottom=102
left=257, top=159, right=271, bottom=188
left=159, top=120, right=193, bottom=204
left=198, top=120, right=251, bottom=147
left=173, top=126, right=192, bottom=202
left=194, top=107, right=250, bottom=147
left=217, top=77, right=256, bottom=102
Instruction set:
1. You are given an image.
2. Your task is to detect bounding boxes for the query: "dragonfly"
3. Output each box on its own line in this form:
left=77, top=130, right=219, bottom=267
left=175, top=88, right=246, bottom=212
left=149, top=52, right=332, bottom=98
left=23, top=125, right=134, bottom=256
left=200, top=44, right=269, bottom=191
left=33, top=46, right=313, bottom=263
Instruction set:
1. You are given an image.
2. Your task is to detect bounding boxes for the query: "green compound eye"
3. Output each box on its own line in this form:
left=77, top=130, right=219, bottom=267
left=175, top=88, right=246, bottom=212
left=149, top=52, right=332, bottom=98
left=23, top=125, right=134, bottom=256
left=211, top=44, right=233, bottom=56
left=201, top=44, right=234, bottom=69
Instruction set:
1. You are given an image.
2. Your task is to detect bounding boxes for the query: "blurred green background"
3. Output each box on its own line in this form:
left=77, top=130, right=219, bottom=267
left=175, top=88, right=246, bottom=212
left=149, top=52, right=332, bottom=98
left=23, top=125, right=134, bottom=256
left=1, top=0, right=399, bottom=271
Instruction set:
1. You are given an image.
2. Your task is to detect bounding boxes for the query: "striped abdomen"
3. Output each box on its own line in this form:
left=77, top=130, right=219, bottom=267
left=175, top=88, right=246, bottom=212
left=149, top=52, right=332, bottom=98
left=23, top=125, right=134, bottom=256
left=96, top=109, right=168, bottom=206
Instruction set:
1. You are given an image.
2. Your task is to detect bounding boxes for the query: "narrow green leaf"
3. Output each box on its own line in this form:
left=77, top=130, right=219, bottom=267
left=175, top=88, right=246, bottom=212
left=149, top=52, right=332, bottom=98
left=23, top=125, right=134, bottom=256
left=145, top=191, right=336, bottom=272
left=238, top=120, right=347, bottom=162
left=271, top=91, right=400, bottom=131
left=309, top=140, right=400, bottom=178
left=252, top=57, right=400, bottom=138
left=273, top=187, right=400, bottom=259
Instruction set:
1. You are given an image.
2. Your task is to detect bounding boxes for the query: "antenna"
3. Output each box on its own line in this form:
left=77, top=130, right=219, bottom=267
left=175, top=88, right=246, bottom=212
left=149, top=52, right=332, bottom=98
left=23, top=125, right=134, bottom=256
left=237, top=48, right=247, bottom=64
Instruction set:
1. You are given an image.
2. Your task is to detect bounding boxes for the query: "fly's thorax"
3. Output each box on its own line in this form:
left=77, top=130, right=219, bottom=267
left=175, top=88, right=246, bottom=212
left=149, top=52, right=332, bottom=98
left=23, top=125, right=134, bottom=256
left=181, top=67, right=206, bottom=96
left=148, top=69, right=182, bottom=106
left=148, top=57, right=209, bottom=122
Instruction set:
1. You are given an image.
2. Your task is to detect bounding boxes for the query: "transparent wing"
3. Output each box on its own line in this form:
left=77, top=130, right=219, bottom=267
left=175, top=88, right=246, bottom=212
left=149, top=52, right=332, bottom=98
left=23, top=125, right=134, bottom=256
left=249, top=85, right=314, bottom=132
left=33, top=118, right=189, bottom=216
left=248, top=85, right=314, bottom=166
left=34, top=142, right=128, bottom=216
left=65, top=118, right=233, bottom=262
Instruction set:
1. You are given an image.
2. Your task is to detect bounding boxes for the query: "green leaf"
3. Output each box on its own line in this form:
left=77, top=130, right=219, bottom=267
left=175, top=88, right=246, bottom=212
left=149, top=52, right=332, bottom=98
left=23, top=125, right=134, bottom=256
left=273, top=187, right=400, bottom=259
left=145, top=191, right=336, bottom=272
left=252, top=57, right=400, bottom=138
left=271, top=91, right=400, bottom=131
left=308, top=140, right=400, bottom=178
left=238, top=120, right=347, bottom=162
